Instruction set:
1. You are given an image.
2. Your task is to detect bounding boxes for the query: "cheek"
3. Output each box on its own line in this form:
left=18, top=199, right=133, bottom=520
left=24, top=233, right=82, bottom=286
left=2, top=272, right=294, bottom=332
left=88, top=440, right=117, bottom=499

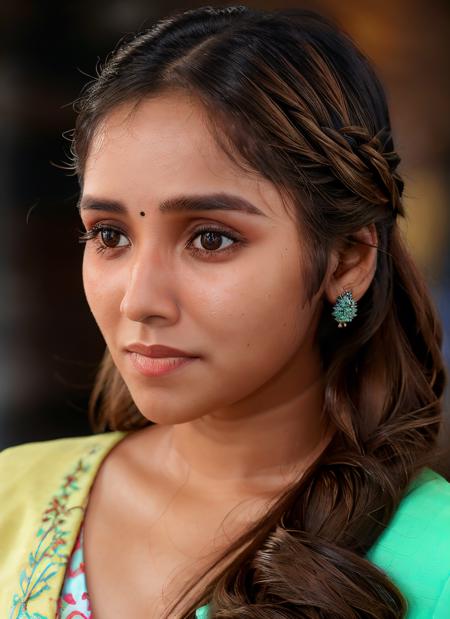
left=82, top=252, right=95, bottom=312
left=191, top=253, right=309, bottom=368
left=166, top=258, right=315, bottom=419
left=82, top=253, right=120, bottom=333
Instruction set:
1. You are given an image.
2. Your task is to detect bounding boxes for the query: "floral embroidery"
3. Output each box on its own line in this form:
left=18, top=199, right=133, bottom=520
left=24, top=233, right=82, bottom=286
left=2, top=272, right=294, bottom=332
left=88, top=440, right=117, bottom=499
left=56, top=520, right=92, bottom=618
left=9, top=443, right=103, bottom=619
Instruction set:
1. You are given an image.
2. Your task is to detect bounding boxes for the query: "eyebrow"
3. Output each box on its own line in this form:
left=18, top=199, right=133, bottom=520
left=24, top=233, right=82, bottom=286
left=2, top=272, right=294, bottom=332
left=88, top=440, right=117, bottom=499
left=77, top=192, right=267, bottom=217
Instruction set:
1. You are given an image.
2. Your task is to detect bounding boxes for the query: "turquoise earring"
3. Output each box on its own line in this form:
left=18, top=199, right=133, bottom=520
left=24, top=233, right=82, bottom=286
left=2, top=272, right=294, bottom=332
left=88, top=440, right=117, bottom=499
left=332, top=289, right=358, bottom=328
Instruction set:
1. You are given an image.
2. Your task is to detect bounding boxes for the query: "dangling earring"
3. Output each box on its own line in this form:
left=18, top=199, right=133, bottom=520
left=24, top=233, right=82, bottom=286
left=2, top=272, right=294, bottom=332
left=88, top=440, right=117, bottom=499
left=331, top=289, right=358, bottom=328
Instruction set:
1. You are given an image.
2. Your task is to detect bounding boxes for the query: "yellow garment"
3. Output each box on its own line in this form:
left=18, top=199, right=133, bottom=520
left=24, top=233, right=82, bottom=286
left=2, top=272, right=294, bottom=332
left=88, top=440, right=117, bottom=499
left=1, top=431, right=450, bottom=618
left=1, top=431, right=127, bottom=618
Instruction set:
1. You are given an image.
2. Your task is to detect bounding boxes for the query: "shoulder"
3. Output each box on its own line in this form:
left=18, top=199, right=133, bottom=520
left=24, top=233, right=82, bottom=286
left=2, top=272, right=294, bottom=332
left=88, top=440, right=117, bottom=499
left=0, top=430, right=128, bottom=480
left=0, top=431, right=129, bottom=615
left=367, top=467, right=450, bottom=618
left=387, top=467, right=450, bottom=534
left=376, top=467, right=450, bottom=545
left=0, top=431, right=129, bottom=541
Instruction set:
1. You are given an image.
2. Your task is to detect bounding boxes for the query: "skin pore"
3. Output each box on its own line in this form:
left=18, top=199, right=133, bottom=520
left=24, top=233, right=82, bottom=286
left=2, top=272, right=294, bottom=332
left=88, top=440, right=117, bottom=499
left=78, top=92, right=378, bottom=614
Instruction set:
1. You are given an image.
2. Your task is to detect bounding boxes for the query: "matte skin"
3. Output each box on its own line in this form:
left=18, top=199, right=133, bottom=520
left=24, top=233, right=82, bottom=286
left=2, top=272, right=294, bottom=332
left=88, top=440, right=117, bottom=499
left=79, top=92, right=378, bottom=616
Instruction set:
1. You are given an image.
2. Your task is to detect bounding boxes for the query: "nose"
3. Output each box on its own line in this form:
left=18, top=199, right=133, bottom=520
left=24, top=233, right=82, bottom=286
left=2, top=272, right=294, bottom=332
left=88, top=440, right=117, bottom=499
left=119, top=247, right=179, bottom=324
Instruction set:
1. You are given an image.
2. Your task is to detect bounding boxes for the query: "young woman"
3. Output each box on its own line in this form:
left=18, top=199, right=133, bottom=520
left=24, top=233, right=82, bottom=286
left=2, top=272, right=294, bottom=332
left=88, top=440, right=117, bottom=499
left=1, top=5, right=449, bottom=619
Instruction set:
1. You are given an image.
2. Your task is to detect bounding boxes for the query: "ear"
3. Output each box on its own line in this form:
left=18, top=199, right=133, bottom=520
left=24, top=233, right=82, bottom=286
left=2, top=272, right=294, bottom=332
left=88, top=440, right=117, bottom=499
left=324, top=223, right=378, bottom=305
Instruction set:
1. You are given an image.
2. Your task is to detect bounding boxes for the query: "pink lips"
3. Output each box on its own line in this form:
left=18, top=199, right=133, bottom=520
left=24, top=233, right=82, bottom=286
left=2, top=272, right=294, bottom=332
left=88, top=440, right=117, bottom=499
left=126, top=343, right=196, bottom=358
left=125, top=343, right=199, bottom=377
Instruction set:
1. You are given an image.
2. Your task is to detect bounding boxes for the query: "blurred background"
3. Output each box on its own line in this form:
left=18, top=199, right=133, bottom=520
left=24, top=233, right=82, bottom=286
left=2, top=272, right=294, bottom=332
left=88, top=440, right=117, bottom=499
left=1, top=1, right=449, bottom=474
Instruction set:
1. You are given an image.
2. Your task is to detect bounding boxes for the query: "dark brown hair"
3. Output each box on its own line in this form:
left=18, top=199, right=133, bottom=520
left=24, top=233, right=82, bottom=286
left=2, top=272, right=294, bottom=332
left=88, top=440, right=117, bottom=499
left=67, top=5, right=447, bottom=617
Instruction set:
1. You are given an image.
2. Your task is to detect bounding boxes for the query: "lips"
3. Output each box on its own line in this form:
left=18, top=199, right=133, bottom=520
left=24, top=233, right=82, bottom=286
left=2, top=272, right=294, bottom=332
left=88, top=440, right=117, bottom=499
left=125, top=343, right=197, bottom=358
left=127, top=352, right=196, bottom=377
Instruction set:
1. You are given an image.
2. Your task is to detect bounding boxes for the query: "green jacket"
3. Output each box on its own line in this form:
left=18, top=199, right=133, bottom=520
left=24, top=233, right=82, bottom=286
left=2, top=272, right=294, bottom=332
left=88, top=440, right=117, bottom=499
left=0, top=431, right=449, bottom=618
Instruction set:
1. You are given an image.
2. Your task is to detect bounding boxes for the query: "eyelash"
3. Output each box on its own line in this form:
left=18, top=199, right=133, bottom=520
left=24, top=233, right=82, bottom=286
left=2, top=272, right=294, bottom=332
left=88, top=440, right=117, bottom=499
left=77, top=223, right=243, bottom=259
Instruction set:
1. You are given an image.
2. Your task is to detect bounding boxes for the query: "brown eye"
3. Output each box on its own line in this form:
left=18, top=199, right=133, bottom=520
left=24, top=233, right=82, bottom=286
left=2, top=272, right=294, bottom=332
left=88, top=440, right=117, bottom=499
left=100, top=228, right=123, bottom=248
left=77, top=224, right=130, bottom=255
left=190, top=228, right=236, bottom=253
left=186, top=225, right=243, bottom=259
left=199, top=231, right=228, bottom=251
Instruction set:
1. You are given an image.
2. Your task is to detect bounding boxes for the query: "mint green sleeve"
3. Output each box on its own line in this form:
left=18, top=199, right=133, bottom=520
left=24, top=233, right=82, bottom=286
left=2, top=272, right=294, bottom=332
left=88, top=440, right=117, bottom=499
left=195, top=603, right=210, bottom=618
left=366, top=468, right=450, bottom=618
left=194, top=469, right=450, bottom=618
left=434, top=575, right=450, bottom=617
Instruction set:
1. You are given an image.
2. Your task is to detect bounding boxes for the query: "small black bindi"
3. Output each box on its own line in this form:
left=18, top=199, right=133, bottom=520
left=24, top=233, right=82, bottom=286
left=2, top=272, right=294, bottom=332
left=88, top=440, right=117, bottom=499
left=139, top=211, right=145, bottom=216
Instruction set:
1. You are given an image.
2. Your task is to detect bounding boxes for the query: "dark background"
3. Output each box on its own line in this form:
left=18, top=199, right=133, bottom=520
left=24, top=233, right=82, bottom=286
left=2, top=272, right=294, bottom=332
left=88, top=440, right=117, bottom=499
left=1, top=1, right=449, bottom=474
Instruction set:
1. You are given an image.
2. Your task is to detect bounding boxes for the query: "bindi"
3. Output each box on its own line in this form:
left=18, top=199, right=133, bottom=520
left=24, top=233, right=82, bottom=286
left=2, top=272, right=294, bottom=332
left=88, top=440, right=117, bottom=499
left=139, top=211, right=145, bottom=216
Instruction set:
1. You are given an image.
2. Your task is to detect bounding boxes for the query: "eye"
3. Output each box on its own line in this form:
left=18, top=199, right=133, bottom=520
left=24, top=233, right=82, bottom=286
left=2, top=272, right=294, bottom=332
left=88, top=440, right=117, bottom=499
left=77, top=223, right=245, bottom=259
left=78, top=224, right=129, bottom=255
left=186, top=226, right=242, bottom=258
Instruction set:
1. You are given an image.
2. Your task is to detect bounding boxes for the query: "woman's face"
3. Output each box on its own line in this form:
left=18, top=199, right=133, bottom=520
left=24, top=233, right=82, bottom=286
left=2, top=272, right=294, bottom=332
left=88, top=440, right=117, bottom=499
left=80, top=93, right=326, bottom=425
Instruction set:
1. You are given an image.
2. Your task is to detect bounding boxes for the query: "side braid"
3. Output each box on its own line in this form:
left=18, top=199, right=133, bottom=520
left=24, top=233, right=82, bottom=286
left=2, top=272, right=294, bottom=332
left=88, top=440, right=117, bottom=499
left=320, top=125, right=405, bottom=218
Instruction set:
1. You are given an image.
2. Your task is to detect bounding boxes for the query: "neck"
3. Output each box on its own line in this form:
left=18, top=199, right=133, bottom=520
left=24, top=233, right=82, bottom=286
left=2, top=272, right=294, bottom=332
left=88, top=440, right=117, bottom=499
left=157, top=354, right=333, bottom=497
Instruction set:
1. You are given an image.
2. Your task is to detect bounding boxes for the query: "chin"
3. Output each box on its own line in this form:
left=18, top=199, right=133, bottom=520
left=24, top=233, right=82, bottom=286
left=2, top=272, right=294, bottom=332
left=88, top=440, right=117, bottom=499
left=129, top=397, right=202, bottom=426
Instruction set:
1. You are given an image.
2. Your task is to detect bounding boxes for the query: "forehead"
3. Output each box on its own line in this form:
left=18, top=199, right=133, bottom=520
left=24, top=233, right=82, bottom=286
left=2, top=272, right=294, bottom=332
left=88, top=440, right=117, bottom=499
left=86, top=93, right=221, bottom=174
left=83, top=93, right=293, bottom=221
